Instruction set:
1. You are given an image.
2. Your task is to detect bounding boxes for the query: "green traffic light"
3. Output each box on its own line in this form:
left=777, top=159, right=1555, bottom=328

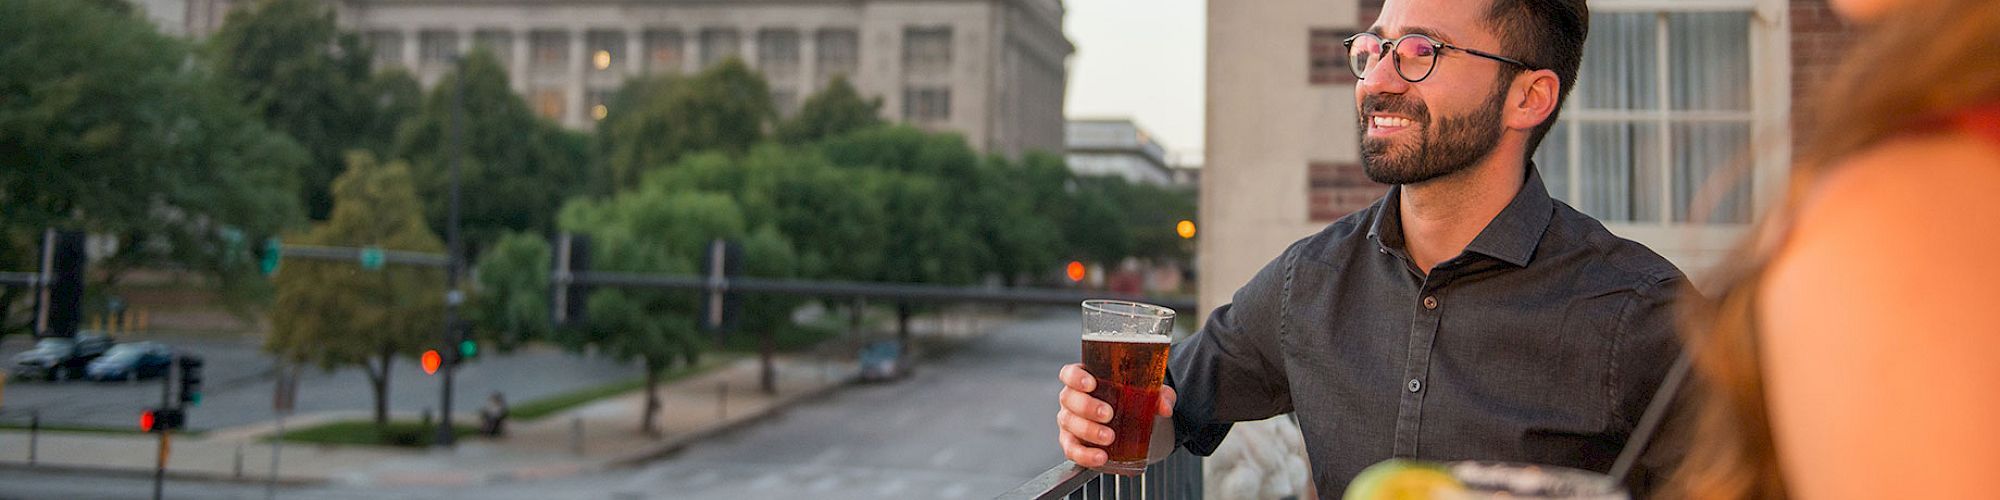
left=259, top=237, right=282, bottom=276
left=188, top=392, right=201, bottom=407
left=459, top=339, right=477, bottom=358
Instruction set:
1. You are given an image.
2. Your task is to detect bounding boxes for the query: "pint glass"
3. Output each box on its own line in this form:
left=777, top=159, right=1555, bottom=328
left=1079, top=299, right=1176, bottom=475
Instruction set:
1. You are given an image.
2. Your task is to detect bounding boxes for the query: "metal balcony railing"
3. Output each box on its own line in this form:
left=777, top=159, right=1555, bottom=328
left=999, top=448, right=1203, bottom=500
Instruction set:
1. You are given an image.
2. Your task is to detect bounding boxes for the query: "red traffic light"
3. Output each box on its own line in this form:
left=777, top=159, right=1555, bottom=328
left=140, top=410, right=156, bottom=432
left=421, top=350, right=441, bottom=375
left=1066, top=261, right=1087, bottom=282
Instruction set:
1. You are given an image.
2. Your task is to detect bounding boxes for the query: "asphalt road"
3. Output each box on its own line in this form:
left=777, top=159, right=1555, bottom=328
left=0, top=335, right=642, bottom=430
left=0, top=309, right=1081, bottom=499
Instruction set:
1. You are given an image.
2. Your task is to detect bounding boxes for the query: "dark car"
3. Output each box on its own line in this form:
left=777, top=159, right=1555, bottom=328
left=86, top=341, right=174, bottom=382
left=857, top=340, right=908, bottom=382
left=8, top=333, right=114, bottom=381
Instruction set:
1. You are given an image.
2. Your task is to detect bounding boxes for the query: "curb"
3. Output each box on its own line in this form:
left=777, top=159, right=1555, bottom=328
left=600, top=373, right=859, bottom=471
left=0, top=461, right=330, bottom=487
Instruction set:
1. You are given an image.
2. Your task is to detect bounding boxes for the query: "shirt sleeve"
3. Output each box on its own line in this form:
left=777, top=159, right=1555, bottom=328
left=1166, top=241, right=1299, bottom=456
left=1612, top=274, right=1693, bottom=495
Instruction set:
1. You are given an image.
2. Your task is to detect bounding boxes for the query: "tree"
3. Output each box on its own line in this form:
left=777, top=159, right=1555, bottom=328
left=642, top=147, right=887, bottom=281
left=598, top=58, right=774, bottom=189
left=969, top=152, right=1072, bottom=286
left=470, top=232, right=551, bottom=353
left=394, top=48, right=597, bottom=256
left=207, top=0, right=408, bottom=221
left=555, top=189, right=796, bottom=434
left=267, top=153, right=445, bottom=426
left=774, top=76, right=884, bottom=145
left=1, top=0, right=305, bottom=335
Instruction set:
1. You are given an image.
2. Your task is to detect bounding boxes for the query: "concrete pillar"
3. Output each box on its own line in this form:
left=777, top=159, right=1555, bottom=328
left=569, top=28, right=588, bottom=127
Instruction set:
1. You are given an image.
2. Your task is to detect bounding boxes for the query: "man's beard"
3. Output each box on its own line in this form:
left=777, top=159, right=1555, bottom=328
left=1358, top=77, right=1510, bottom=185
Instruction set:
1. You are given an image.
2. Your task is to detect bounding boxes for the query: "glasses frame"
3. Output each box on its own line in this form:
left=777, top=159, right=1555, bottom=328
left=1342, top=32, right=1538, bottom=83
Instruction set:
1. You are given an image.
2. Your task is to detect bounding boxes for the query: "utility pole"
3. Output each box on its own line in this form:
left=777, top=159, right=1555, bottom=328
left=437, top=54, right=466, bottom=448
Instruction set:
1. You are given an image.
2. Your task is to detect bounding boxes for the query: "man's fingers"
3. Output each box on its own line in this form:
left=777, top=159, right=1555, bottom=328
left=1058, top=408, right=1114, bottom=446
left=1060, top=387, right=1113, bottom=424
left=1158, top=386, right=1176, bottom=418
left=1057, top=424, right=1108, bottom=467
left=1059, top=363, right=1096, bottom=392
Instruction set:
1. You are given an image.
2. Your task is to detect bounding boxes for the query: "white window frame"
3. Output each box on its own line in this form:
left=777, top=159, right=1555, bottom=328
left=1559, top=0, right=1790, bottom=272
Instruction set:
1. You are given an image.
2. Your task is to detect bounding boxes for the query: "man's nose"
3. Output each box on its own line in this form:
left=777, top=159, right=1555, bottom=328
left=1355, top=56, right=1411, bottom=96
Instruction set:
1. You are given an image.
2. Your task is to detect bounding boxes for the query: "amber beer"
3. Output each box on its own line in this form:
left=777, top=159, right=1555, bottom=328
left=1079, top=299, right=1176, bottom=475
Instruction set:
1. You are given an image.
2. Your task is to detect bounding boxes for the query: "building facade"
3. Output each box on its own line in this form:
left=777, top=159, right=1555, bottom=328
left=1202, top=0, right=1858, bottom=313
left=142, top=0, right=1073, bottom=158
left=1065, top=118, right=1176, bottom=186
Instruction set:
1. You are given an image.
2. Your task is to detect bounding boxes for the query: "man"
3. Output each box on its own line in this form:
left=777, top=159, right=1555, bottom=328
left=1055, top=0, right=1688, bottom=494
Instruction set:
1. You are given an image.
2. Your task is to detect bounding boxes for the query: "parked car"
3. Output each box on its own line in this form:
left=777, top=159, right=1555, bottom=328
left=858, top=340, right=908, bottom=382
left=8, top=333, right=114, bottom=381
left=85, top=341, right=174, bottom=382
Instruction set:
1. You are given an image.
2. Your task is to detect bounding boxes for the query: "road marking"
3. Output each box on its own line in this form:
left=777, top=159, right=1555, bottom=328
left=928, top=447, right=958, bottom=467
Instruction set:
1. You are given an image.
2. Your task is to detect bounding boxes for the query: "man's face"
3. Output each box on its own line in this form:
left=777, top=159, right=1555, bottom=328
left=1356, top=0, right=1517, bottom=185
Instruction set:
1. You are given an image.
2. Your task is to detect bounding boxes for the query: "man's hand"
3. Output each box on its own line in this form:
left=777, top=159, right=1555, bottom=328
left=1056, top=363, right=1176, bottom=467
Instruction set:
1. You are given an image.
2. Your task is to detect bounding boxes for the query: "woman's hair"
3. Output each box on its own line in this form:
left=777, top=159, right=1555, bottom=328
left=1669, top=1, right=2000, bottom=497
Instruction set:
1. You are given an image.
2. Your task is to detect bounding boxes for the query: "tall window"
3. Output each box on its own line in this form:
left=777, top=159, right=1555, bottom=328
left=645, top=29, right=685, bottom=74
left=903, top=87, right=951, bottom=122
left=902, top=27, right=953, bottom=75
left=368, top=31, right=404, bottom=67
left=531, top=31, right=569, bottom=73
left=419, top=30, right=459, bottom=68
left=533, top=88, right=566, bottom=121
left=587, top=31, right=625, bottom=73
left=816, top=29, right=859, bottom=82
left=700, top=28, right=741, bottom=66
left=473, top=30, right=512, bottom=66
left=1532, top=10, right=1757, bottom=225
left=758, top=29, right=801, bottom=79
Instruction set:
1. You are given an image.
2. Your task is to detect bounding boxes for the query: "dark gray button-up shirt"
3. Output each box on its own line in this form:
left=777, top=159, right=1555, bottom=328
left=1167, top=167, right=1686, bottom=495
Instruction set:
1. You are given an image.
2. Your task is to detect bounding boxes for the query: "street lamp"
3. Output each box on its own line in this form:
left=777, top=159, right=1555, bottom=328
left=437, top=54, right=468, bottom=447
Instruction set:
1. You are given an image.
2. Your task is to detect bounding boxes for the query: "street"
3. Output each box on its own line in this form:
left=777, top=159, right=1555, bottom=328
left=0, top=309, right=1077, bottom=499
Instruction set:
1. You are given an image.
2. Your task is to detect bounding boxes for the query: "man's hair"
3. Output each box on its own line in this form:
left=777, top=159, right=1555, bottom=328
left=1483, top=0, right=1588, bottom=154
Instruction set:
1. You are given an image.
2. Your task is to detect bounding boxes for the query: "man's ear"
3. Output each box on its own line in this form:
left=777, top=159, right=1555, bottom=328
left=1506, top=69, right=1561, bottom=132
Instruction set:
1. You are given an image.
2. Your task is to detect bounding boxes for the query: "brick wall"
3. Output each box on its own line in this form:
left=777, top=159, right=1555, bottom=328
left=1308, top=162, right=1386, bottom=222
left=1789, top=0, right=1859, bottom=147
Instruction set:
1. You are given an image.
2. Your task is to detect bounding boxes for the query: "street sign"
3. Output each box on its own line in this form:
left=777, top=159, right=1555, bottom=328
left=359, top=247, right=386, bottom=270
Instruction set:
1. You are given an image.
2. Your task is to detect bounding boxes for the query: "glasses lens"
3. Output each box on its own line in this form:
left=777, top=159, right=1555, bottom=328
left=1394, top=35, right=1439, bottom=81
left=1347, top=34, right=1383, bottom=79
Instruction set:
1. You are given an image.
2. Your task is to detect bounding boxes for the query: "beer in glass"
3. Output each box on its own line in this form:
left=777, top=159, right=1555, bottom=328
left=1079, top=299, right=1176, bottom=475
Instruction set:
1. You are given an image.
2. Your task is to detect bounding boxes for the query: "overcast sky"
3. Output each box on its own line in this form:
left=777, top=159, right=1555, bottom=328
left=1062, top=0, right=1206, bottom=166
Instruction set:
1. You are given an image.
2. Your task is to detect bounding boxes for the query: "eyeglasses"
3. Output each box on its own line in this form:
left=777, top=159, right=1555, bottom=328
left=1343, top=33, right=1538, bottom=83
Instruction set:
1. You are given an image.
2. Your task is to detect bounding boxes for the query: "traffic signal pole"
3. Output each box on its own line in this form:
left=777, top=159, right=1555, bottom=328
left=437, top=55, right=466, bottom=448
left=153, top=355, right=172, bottom=500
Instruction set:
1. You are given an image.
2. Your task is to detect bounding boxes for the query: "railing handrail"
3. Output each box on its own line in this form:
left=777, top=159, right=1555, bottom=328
left=998, top=448, right=1204, bottom=500
left=1000, top=461, right=1102, bottom=500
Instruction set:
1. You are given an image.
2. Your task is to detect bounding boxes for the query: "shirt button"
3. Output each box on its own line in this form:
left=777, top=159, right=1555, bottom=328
left=1422, top=296, right=1438, bottom=310
left=1407, top=379, right=1422, bottom=393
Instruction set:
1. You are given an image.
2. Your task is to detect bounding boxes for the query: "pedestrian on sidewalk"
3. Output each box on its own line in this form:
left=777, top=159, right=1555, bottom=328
left=480, top=392, right=509, bottom=437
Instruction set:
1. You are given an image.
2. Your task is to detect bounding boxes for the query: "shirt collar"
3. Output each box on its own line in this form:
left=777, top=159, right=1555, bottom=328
left=1366, top=165, right=1555, bottom=268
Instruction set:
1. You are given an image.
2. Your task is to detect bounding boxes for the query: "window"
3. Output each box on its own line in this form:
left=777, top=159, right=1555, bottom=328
left=816, top=29, right=859, bottom=81
left=902, top=27, right=953, bottom=75
left=419, top=31, right=459, bottom=68
left=1309, top=28, right=1354, bottom=85
left=533, top=88, right=566, bottom=121
left=368, top=31, right=404, bottom=67
left=1532, top=10, right=1758, bottom=225
left=758, top=29, right=801, bottom=78
left=644, top=29, right=685, bottom=74
left=903, top=87, right=951, bottom=122
left=473, top=30, right=512, bottom=65
left=700, top=28, right=740, bottom=66
left=587, top=31, right=625, bottom=73
left=531, top=31, right=569, bottom=72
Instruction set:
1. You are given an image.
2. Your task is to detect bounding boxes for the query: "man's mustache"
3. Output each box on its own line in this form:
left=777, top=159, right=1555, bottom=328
left=1360, top=94, right=1430, bottom=125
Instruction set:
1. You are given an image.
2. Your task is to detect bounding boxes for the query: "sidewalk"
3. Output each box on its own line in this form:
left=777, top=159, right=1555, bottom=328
left=0, top=353, right=858, bottom=487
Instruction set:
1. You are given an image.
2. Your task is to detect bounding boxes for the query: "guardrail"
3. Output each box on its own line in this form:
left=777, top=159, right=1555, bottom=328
left=999, top=448, right=1203, bottom=500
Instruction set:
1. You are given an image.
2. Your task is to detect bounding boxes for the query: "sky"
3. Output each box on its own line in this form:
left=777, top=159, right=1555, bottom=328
left=1062, top=0, right=1206, bottom=166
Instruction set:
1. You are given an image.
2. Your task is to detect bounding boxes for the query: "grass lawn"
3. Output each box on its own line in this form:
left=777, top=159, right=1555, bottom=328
left=508, top=353, right=741, bottom=421
left=0, top=421, right=206, bottom=437
left=271, top=420, right=477, bottom=447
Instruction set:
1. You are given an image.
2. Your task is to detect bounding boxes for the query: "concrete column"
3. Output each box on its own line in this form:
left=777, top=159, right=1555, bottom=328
left=800, top=27, right=819, bottom=92
left=684, top=26, right=701, bottom=74
left=626, top=28, right=645, bottom=75
left=742, top=27, right=759, bottom=69
left=569, top=28, right=588, bottom=127
left=511, top=29, right=530, bottom=93
left=403, top=29, right=420, bottom=73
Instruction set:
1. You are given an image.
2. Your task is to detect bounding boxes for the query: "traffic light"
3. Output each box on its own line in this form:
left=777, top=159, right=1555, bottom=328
left=551, top=233, right=591, bottom=327
left=36, top=229, right=86, bottom=337
left=256, top=237, right=282, bottom=276
left=359, top=246, right=385, bottom=271
left=421, top=350, right=441, bottom=375
left=1066, top=261, right=1087, bottom=283
left=176, top=356, right=204, bottom=407
left=458, top=339, right=477, bottom=360
left=1177, top=219, right=1197, bottom=239
left=141, top=407, right=184, bottom=432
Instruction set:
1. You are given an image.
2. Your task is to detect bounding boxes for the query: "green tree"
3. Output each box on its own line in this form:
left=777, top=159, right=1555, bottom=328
left=267, top=153, right=445, bottom=427
left=207, top=0, right=407, bottom=220
left=470, top=232, right=550, bottom=353
left=555, top=189, right=796, bottom=434
left=1, top=0, right=305, bottom=336
left=969, top=152, right=1072, bottom=285
left=394, top=48, right=597, bottom=256
left=598, top=59, right=773, bottom=188
left=773, top=76, right=884, bottom=145
left=642, top=147, right=887, bottom=281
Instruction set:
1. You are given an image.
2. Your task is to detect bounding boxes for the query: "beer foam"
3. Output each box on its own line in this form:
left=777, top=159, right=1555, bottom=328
left=1083, top=332, right=1172, bottom=343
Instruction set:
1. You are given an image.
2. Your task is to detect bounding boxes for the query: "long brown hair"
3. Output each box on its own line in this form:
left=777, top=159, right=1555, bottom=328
left=1670, top=1, right=2000, bottom=498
